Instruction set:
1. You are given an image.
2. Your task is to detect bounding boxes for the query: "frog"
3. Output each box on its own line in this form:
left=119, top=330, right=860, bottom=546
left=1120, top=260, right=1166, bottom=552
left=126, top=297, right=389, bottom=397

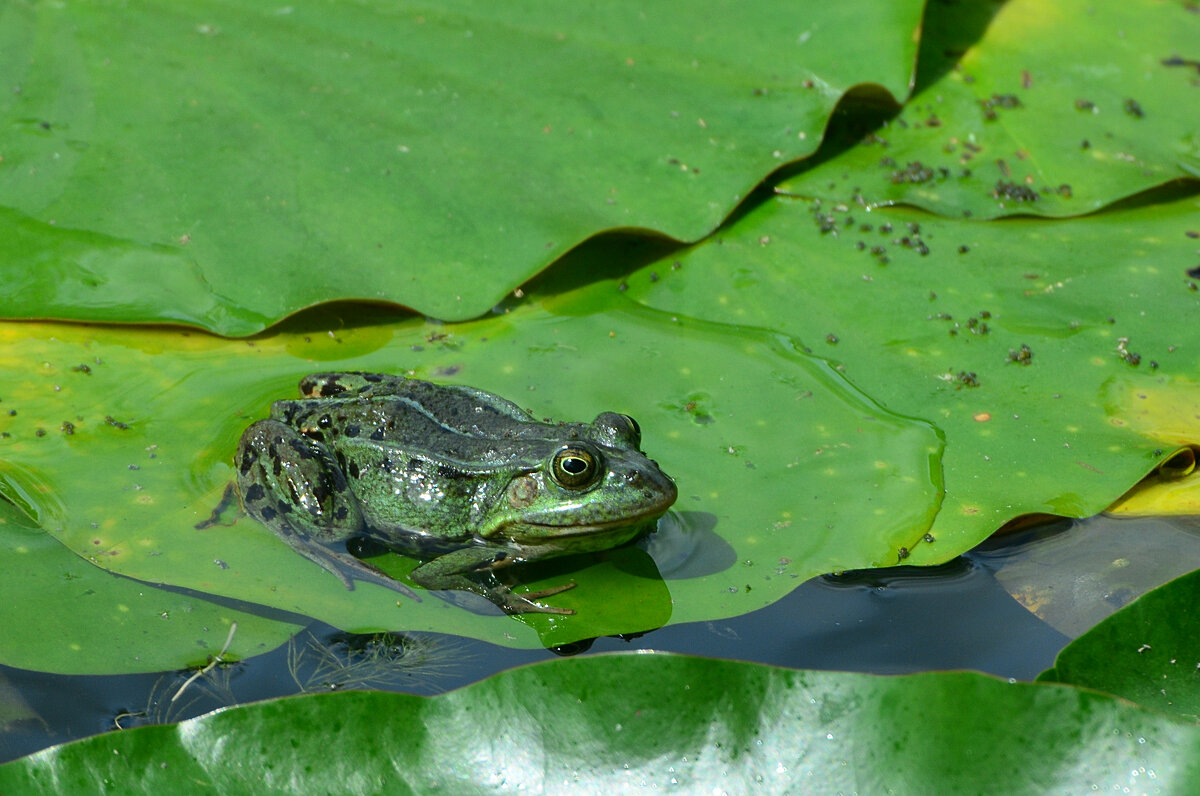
left=235, top=372, right=677, bottom=614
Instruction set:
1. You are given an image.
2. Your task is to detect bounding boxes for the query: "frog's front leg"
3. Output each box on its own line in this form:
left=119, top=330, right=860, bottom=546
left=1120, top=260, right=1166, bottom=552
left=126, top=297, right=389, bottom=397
left=237, top=419, right=419, bottom=601
left=410, top=546, right=576, bottom=615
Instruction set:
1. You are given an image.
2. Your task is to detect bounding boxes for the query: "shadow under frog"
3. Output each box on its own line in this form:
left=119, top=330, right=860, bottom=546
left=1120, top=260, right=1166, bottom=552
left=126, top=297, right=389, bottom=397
left=223, top=372, right=678, bottom=615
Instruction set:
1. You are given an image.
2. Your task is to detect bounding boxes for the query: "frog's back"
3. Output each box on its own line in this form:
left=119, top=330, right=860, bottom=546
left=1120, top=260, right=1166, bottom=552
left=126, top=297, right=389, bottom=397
left=287, top=373, right=570, bottom=469
left=299, top=372, right=538, bottom=432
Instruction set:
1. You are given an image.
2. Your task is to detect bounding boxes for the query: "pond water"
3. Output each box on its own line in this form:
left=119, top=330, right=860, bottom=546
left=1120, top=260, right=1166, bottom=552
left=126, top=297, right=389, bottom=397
left=2, top=513, right=1198, bottom=764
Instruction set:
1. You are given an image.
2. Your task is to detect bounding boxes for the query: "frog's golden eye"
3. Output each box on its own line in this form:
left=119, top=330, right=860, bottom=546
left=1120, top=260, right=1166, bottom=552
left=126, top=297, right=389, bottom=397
left=552, top=446, right=600, bottom=489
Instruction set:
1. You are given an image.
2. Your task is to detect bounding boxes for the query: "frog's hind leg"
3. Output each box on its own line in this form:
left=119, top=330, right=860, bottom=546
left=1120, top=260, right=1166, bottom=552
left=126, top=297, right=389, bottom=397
left=409, top=547, right=575, bottom=615
left=236, top=419, right=419, bottom=601
left=270, top=522, right=421, bottom=601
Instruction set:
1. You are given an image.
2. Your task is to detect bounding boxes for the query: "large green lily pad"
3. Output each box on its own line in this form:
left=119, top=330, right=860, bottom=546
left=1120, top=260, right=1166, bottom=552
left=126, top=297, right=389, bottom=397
left=3, top=192, right=1199, bottom=672
left=780, top=0, right=1200, bottom=217
left=0, top=0, right=923, bottom=334
left=0, top=490, right=300, bottom=675
left=4, top=653, right=1200, bottom=793
left=617, top=190, right=1200, bottom=564
left=0, top=290, right=943, bottom=670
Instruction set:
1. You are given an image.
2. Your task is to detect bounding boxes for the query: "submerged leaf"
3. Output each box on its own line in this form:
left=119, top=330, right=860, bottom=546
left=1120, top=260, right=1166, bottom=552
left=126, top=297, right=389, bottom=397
left=1040, top=566, right=1200, bottom=722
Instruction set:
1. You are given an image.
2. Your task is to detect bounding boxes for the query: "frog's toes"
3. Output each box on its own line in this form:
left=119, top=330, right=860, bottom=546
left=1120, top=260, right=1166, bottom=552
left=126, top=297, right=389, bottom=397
left=499, top=583, right=577, bottom=615
left=518, top=582, right=577, bottom=601
left=509, top=598, right=575, bottom=616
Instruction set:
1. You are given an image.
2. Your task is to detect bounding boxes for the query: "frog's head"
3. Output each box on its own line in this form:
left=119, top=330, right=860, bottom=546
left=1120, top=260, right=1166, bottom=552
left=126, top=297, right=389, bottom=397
left=484, top=413, right=677, bottom=545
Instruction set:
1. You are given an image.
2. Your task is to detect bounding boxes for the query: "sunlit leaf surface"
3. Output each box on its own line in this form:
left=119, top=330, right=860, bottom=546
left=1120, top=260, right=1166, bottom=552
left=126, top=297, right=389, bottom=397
left=4, top=654, right=1200, bottom=794
left=620, top=192, right=1200, bottom=565
left=0, top=0, right=923, bottom=333
left=1, top=0, right=1197, bottom=679
left=779, top=0, right=1200, bottom=217
left=0, top=290, right=943, bottom=667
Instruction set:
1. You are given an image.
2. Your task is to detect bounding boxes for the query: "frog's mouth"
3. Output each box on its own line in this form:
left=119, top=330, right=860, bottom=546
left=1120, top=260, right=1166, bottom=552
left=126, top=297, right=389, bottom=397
left=509, top=504, right=674, bottom=540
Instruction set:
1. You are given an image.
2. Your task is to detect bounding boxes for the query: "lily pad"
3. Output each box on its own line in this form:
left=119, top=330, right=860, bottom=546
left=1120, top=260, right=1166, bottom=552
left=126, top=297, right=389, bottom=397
left=0, top=285, right=944, bottom=667
left=4, top=653, right=1200, bottom=793
left=0, top=490, right=301, bottom=675
left=0, top=0, right=924, bottom=334
left=620, top=191, right=1200, bottom=565
left=779, top=0, right=1200, bottom=217
left=1040, top=566, right=1200, bottom=723
left=4, top=192, right=1199, bottom=669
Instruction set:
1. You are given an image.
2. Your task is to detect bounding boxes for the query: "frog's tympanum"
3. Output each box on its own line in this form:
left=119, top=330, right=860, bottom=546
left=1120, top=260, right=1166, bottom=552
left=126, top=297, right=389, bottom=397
left=236, top=372, right=677, bottom=614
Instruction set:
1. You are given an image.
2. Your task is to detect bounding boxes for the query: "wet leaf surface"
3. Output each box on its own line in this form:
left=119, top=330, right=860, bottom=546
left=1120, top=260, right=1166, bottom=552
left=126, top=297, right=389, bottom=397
left=619, top=192, right=1200, bottom=566
left=4, top=653, right=1200, bottom=794
left=779, top=0, right=1200, bottom=217
left=0, top=292, right=943, bottom=669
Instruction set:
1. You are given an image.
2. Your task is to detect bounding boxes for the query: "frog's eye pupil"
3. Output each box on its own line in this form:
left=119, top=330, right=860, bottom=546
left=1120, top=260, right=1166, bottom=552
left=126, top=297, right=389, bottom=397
left=553, top=447, right=598, bottom=489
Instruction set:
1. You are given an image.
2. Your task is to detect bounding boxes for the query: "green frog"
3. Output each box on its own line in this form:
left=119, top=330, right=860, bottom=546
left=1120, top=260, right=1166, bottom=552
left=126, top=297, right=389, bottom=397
left=236, top=372, right=677, bottom=614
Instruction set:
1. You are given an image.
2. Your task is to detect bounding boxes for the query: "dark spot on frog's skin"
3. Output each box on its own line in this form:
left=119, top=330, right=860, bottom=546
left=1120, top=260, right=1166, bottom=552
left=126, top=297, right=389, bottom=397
left=261, top=506, right=278, bottom=521
left=304, top=430, right=325, bottom=443
left=345, top=424, right=361, bottom=438
left=364, top=374, right=382, bottom=382
left=348, top=461, right=360, bottom=479
left=370, top=428, right=385, bottom=441
left=335, top=451, right=348, bottom=472
left=239, top=449, right=257, bottom=474
left=288, top=438, right=315, bottom=459
left=244, top=483, right=266, bottom=502
left=335, top=506, right=349, bottom=521
left=276, top=501, right=293, bottom=515
left=318, top=414, right=332, bottom=429
left=272, top=456, right=283, bottom=477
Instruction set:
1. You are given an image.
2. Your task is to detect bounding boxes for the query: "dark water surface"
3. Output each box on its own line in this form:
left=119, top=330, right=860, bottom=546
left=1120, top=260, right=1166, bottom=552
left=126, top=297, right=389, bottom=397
left=4, top=513, right=1197, bottom=764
